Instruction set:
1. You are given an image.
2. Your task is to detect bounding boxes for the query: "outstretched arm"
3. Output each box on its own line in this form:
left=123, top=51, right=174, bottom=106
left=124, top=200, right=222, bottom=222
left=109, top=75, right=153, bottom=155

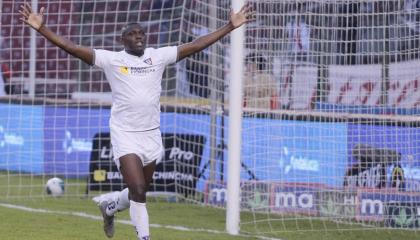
left=19, top=3, right=94, bottom=66
left=177, top=4, right=255, bottom=62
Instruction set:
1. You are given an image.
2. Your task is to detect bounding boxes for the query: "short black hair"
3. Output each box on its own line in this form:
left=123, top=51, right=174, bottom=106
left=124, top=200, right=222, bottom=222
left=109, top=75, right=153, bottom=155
left=121, top=22, right=144, bottom=36
left=245, top=53, right=268, bottom=71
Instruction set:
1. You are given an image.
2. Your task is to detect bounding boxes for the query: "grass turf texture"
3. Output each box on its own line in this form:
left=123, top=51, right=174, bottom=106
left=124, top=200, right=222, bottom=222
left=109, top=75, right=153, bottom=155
left=0, top=173, right=419, bottom=240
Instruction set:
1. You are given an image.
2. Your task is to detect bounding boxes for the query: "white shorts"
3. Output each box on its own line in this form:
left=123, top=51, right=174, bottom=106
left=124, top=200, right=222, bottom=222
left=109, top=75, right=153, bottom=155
left=110, top=127, right=164, bottom=169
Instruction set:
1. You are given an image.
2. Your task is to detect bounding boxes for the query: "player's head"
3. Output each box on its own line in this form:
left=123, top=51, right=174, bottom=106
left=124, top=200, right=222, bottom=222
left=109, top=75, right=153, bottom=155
left=120, top=23, right=146, bottom=56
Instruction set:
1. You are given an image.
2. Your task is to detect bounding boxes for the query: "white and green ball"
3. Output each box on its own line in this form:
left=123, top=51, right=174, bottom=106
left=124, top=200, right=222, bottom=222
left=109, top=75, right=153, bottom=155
left=45, top=177, right=65, bottom=197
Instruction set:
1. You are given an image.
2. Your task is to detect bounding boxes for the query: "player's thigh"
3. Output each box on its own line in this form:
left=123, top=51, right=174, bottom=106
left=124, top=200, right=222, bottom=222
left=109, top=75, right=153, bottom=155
left=119, top=153, right=145, bottom=186
left=143, top=160, right=156, bottom=188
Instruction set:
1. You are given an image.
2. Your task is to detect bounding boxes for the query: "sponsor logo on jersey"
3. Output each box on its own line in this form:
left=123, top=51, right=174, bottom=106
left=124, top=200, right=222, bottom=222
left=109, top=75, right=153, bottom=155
left=119, top=66, right=156, bottom=75
left=120, top=66, right=129, bottom=75
left=143, top=58, right=153, bottom=65
left=131, top=66, right=156, bottom=75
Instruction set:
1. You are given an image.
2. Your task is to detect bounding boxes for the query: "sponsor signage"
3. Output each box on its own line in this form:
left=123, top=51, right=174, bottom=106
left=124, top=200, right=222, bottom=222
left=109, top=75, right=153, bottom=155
left=241, top=181, right=271, bottom=211
left=88, top=132, right=124, bottom=191
left=388, top=60, right=420, bottom=108
left=205, top=181, right=271, bottom=210
left=386, top=202, right=420, bottom=229
left=241, top=119, right=348, bottom=187
left=318, top=190, right=357, bottom=219
left=405, top=179, right=420, bottom=192
left=279, top=65, right=318, bottom=110
left=0, top=104, right=44, bottom=173
left=44, top=106, right=110, bottom=176
left=344, top=144, right=396, bottom=189
left=270, top=183, right=319, bottom=215
left=357, top=190, right=420, bottom=222
left=149, top=133, right=205, bottom=196
left=87, top=132, right=206, bottom=195
left=347, top=124, right=420, bottom=192
left=327, top=64, right=382, bottom=106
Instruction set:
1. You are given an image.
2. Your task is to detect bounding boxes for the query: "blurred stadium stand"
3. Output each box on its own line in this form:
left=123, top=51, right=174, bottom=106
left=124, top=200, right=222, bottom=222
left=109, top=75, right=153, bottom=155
left=1, top=1, right=419, bottom=111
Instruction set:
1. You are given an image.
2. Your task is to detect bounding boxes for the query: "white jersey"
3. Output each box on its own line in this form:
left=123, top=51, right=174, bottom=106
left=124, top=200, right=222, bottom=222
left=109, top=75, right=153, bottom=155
left=94, top=47, right=178, bottom=131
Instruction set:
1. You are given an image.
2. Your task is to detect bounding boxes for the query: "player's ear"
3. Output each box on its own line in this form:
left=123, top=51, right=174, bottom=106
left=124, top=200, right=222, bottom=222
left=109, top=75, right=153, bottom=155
left=118, top=35, right=124, bottom=45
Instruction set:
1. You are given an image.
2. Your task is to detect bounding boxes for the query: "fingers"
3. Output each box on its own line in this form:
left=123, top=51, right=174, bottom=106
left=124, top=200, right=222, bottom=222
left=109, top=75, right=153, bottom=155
left=19, top=5, right=30, bottom=17
left=19, top=3, right=32, bottom=18
left=40, top=7, right=45, bottom=15
left=240, top=2, right=253, bottom=14
left=19, top=17, right=29, bottom=24
left=246, top=11, right=257, bottom=21
left=25, top=2, right=33, bottom=13
left=239, top=3, right=255, bottom=22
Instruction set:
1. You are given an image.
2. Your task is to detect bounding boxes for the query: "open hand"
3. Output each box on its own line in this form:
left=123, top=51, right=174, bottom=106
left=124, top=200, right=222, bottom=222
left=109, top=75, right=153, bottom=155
left=19, top=2, right=45, bottom=30
left=230, top=3, right=256, bottom=28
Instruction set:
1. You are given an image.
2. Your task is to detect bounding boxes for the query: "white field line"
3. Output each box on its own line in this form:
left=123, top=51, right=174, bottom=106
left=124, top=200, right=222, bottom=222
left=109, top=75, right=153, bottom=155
left=0, top=203, right=283, bottom=240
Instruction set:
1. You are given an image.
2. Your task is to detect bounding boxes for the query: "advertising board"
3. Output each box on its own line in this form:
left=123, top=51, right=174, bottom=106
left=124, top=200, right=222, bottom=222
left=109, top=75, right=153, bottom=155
left=347, top=124, right=420, bottom=192
left=357, top=190, right=420, bottom=222
left=44, top=106, right=110, bottom=176
left=241, top=118, right=348, bottom=187
left=0, top=103, right=44, bottom=173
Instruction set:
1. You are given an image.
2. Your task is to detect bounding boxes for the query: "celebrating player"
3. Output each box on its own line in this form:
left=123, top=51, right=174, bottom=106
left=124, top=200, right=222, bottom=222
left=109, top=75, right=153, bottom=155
left=19, top=2, right=254, bottom=240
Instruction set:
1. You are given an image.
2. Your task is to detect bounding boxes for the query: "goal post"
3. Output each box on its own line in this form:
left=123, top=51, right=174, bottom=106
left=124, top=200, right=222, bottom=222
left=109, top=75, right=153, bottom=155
left=226, top=0, right=245, bottom=235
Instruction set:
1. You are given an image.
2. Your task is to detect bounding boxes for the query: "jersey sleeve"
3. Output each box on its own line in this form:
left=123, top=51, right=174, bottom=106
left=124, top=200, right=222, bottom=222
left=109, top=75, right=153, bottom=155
left=94, top=49, right=114, bottom=69
left=157, top=46, right=178, bottom=66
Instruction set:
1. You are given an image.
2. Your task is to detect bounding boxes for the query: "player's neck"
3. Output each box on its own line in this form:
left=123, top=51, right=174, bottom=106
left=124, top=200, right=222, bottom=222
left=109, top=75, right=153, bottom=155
left=125, top=49, right=144, bottom=58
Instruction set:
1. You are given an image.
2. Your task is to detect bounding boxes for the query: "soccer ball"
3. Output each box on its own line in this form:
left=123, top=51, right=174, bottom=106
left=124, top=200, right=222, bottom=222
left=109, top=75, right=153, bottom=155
left=46, top=177, right=65, bottom=197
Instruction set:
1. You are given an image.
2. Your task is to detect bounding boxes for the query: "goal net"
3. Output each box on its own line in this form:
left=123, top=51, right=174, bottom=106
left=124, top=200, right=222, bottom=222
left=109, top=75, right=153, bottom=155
left=1, top=0, right=420, bottom=237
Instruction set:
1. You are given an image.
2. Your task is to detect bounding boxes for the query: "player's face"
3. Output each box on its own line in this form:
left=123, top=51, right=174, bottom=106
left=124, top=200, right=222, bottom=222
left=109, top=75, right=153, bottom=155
left=122, top=25, right=146, bottom=56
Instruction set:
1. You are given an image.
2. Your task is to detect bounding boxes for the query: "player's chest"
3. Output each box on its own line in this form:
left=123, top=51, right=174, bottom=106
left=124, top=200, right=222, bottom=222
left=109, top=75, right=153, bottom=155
left=111, top=57, right=162, bottom=79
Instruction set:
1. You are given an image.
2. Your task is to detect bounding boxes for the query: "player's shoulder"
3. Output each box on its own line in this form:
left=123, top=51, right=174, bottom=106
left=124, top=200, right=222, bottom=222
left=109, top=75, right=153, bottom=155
left=94, top=49, right=123, bottom=58
left=146, top=46, right=177, bottom=61
left=146, top=46, right=177, bottom=54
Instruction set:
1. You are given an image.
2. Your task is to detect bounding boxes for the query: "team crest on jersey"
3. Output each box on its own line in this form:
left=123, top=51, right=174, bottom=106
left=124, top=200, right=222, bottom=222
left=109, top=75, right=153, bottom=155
left=143, top=58, right=153, bottom=65
left=120, top=66, right=129, bottom=74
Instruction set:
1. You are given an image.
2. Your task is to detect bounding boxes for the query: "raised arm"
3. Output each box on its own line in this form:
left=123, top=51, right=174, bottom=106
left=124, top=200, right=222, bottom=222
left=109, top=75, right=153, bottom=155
left=177, top=4, right=255, bottom=62
left=19, top=3, right=94, bottom=66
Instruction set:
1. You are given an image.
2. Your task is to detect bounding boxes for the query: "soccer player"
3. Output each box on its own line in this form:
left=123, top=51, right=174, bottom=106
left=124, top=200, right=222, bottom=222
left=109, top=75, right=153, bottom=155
left=19, top=2, right=255, bottom=240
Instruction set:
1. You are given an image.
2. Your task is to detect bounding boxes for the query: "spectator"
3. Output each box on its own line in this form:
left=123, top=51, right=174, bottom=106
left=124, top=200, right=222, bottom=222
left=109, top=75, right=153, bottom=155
left=0, top=63, right=13, bottom=95
left=286, top=4, right=310, bottom=58
left=0, top=69, right=5, bottom=96
left=243, top=53, right=278, bottom=110
left=186, top=33, right=209, bottom=98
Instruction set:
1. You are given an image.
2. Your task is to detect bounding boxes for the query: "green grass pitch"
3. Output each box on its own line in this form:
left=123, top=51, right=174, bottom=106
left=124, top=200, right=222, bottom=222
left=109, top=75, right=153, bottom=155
left=0, top=173, right=419, bottom=240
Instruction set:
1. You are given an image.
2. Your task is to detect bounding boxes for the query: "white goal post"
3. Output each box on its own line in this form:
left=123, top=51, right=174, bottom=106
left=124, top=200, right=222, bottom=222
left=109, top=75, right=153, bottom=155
left=226, top=0, right=245, bottom=235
